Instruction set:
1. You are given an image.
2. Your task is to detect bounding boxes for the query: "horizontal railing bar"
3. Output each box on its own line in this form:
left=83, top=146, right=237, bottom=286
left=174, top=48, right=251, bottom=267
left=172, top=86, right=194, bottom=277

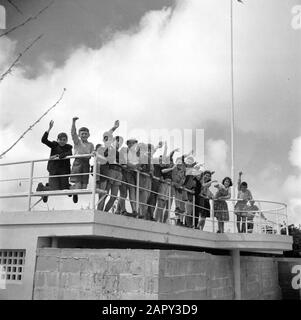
left=0, top=154, right=94, bottom=166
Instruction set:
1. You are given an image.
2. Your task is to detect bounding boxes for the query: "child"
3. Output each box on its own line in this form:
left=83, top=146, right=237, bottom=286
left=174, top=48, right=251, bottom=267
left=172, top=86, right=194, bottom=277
left=245, top=201, right=266, bottom=233
left=102, top=135, right=124, bottom=213
left=117, top=138, right=140, bottom=217
left=36, top=120, right=73, bottom=202
left=146, top=141, right=164, bottom=220
left=182, top=156, right=198, bottom=228
left=95, top=120, right=120, bottom=211
left=195, top=171, right=217, bottom=230
left=70, top=117, right=94, bottom=203
left=234, top=171, right=253, bottom=233
left=94, top=143, right=110, bottom=210
left=155, top=146, right=179, bottom=223
left=137, top=143, right=156, bottom=220
left=213, top=178, right=232, bottom=233
left=172, top=156, right=187, bottom=226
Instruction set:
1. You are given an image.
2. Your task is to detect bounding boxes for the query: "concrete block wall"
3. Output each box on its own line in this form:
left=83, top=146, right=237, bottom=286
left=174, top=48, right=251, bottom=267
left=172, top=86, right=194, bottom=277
left=240, top=257, right=281, bottom=300
left=33, top=248, right=283, bottom=300
left=158, top=251, right=234, bottom=300
left=33, top=248, right=160, bottom=300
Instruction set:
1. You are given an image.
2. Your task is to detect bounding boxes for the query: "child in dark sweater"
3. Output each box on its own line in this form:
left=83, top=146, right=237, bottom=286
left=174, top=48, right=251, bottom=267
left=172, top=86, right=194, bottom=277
left=36, top=120, right=73, bottom=202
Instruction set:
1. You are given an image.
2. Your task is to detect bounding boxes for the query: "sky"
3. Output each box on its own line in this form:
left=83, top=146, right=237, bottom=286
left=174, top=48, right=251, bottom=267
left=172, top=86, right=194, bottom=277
left=0, top=0, right=300, bottom=224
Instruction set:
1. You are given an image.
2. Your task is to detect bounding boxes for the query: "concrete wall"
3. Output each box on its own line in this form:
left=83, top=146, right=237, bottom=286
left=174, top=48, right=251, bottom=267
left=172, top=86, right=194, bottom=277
left=158, top=251, right=234, bottom=300
left=33, top=248, right=159, bottom=300
left=158, top=251, right=281, bottom=300
left=33, top=248, right=283, bottom=300
left=241, top=257, right=280, bottom=300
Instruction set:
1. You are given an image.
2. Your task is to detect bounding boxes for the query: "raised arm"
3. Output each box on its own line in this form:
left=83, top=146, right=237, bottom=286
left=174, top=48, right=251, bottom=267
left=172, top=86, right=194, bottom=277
left=202, top=180, right=218, bottom=188
left=41, top=120, right=56, bottom=148
left=162, top=141, right=168, bottom=163
left=153, top=141, right=163, bottom=153
left=168, top=148, right=180, bottom=163
left=182, top=149, right=193, bottom=160
left=108, top=120, right=120, bottom=135
left=71, top=117, right=80, bottom=145
left=161, top=163, right=177, bottom=174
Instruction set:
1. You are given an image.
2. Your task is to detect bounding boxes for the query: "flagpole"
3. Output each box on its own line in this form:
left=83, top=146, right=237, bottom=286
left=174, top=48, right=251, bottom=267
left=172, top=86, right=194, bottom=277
left=230, top=0, right=235, bottom=199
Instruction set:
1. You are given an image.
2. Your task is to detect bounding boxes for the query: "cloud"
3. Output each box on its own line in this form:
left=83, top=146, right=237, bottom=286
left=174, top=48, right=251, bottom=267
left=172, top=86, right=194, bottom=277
left=283, top=136, right=301, bottom=225
left=0, top=0, right=235, bottom=163
left=205, top=139, right=229, bottom=178
left=289, top=136, right=301, bottom=169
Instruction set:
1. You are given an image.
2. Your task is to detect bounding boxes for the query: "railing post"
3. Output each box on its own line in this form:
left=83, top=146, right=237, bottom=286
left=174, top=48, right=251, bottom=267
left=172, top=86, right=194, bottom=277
left=192, top=193, right=195, bottom=229
left=27, top=161, right=34, bottom=211
left=136, top=170, right=140, bottom=216
left=91, top=154, right=97, bottom=210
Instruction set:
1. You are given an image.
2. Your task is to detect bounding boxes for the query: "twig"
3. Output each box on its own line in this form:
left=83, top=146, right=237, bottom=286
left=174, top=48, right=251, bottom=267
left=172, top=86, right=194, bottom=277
left=5, top=0, right=23, bottom=15
left=0, top=34, right=43, bottom=82
left=0, top=88, right=67, bottom=159
left=0, top=0, right=54, bottom=38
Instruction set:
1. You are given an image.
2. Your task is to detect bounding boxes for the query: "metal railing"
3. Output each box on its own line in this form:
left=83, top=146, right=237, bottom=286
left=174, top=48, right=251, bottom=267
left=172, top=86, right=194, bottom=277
left=0, top=153, right=289, bottom=235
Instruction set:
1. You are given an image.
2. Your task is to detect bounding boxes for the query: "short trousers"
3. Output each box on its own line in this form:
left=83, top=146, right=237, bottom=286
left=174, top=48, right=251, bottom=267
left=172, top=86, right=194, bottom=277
left=182, top=190, right=193, bottom=202
left=96, top=164, right=110, bottom=183
left=70, top=158, right=90, bottom=185
left=122, top=169, right=137, bottom=189
left=107, top=167, right=122, bottom=186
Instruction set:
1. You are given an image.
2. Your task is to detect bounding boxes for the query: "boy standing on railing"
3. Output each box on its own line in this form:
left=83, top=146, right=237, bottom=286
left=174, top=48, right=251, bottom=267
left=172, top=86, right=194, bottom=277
left=70, top=117, right=94, bottom=203
left=36, top=120, right=73, bottom=202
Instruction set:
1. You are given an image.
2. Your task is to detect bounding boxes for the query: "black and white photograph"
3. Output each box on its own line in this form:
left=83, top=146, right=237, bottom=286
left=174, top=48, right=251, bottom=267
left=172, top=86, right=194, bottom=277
left=0, top=0, right=300, bottom=304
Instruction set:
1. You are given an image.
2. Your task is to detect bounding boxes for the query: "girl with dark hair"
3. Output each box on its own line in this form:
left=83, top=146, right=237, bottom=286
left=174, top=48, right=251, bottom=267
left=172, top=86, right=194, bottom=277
left=213, top=177, right=232, bottom=233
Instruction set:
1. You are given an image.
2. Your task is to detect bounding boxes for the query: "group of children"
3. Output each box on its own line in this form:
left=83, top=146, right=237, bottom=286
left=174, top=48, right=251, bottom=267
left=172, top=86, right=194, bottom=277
left=37, top=118, right=261, bottom=233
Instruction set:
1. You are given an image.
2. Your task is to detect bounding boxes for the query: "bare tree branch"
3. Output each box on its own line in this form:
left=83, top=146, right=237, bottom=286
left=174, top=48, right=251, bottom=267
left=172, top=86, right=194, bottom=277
left=0, top=88, right=67, bottom=159
left=0, top=34, right=43, bottom=83
left=5, top=0, right=23, bottom=15
left=0, top=0, right=54, bottom=38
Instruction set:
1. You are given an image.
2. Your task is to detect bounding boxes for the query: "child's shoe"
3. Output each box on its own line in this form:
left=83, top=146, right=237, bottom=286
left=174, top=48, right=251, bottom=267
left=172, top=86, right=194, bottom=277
left=36, top=182, right=48, bottom=203
left=73, top=195, right=78, bottom=203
